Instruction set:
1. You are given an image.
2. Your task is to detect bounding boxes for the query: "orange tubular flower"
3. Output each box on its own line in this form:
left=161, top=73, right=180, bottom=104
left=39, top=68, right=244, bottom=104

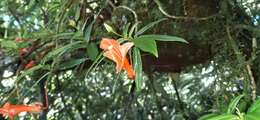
left=100, top=38, right=135, bottom=79
left=25, top=60, right=35, bottom=69
left=19, top=48, right=28, bottom=56
left=15, top=38, right=24, bottom=43
left=15, top=37, right=29, bottom=56
left=0, top=102, right=43, bottom=120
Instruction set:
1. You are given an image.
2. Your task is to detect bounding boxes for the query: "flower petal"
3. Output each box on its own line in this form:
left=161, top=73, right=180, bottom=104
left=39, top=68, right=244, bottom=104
left=100, top=38, right=120, bottom=50
left=123, top=58, right=135, bottom=79
left=119, top=42, right=134, bottom=58
left=104, top=50, right=123, bottom=73
left=100, top=38, right=135, bottom=79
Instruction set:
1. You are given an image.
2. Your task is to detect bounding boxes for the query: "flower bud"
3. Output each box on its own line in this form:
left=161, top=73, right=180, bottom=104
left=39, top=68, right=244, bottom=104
left=103, top=23, right=115, bottom=33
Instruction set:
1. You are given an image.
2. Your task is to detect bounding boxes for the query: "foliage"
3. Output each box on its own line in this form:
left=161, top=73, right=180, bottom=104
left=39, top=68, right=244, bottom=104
left=0, top=0, right=259, bottom=120
left=199, top=96, right=260, bottom=120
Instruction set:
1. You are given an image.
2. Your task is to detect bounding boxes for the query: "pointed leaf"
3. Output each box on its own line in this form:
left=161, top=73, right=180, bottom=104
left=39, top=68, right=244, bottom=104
left=87, top=43, right=99, bottom=61
left=227, top=95, right=244, bottom=114
left=133, top=37, right=158, bottom=57
left=138, top=34, right=188, bottom=43
left=129, top=22, right=140, bottom=38
left=245, top=112, right=260, bottom=120
left=83, top=20, right=95, bottom=42
left=58, top=58, right=87, bottom=70
left=17, top=64, right=43, bottom=82
left=133, top=47, right=142, bottom=92
left=43, top=41, right=84, bottom=63
left=0, top=39, right=18, bottom=49
left=83, top=10, right=103, bottom=42
left=198, top=114, right=218, bottom=120
left=248, top=99, right=260, bottom=113
left=207, top=114, right=238, bottom=120
left=123, top=23, right=131, bottom=38
left=75, top=7, right=81, bottom=21
left=135, top=18, right=167, bottom=36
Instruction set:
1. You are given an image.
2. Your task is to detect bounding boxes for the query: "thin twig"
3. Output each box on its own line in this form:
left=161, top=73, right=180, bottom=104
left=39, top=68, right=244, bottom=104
left=115, top=6, right=138, bottom=23
left=169, top=73, right=186, bottom=118
left=115, top=5, right=139, bottom=35
left=247, top=37, right=257, bottom=101
left=153, top=0, right=219, bottom=21
left=246, top=64, right=256, bottom=101
left=235, top=24, right=260, bottom=36
left=107, top=0, right=116, bottom=9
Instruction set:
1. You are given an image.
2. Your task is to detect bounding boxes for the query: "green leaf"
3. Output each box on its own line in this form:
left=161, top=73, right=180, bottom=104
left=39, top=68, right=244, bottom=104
left=58, top=58, right=87, bottom=70
left=83, top=20, right=95, bottom=43
left=207, top=114, right=239, bottom=120
left=133, top=36, right=158, bottom=57
left=129, top=22, right=140, bottom=38
left=75, top=6, right=81, bottom=21
left=245, top=112, right=260, bottom=120
left=238, top=100, right=248, bottom=113
left=43, top=41, right=84, bottom=63
left=84, top=53, right=104, bottom=79
left=133, top=47, right=142, bottom=92
left=248, top=99, right=260, bottom=113
left=87, top=43, right=99, bottom=61
left=123, top=23, right=131, bottom=38
left=138, top=34, right=188, bottom=43
left=135, top=18, right=167, bottom=36
left=198, top=114, right=218, bottom=120
left=227, top=95, right=244, bottom=114
left=82, top=8, right=103, bottom=41
left=0, top=39, right=18, bottom=49
left=52, top=32, right=75, bottom=39
left=16, top=64, right=43, bottom=82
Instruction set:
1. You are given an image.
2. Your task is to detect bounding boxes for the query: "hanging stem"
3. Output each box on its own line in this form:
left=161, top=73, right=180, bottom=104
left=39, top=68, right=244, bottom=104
left=115, top=6, right=138, bottom=24
left=246, top=64, right=256, bottom=101
left=153, top=0, right=219, bottom=20
left=169, top=73, right=186, bottom=118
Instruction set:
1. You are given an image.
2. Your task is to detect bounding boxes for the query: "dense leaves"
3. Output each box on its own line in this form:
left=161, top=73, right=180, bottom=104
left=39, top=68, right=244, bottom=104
left=0, top=0, right=259, bottom=120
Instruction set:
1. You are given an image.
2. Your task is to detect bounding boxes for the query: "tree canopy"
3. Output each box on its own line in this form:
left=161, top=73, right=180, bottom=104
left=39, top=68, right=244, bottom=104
left=0, top=0, right=260, bottom=120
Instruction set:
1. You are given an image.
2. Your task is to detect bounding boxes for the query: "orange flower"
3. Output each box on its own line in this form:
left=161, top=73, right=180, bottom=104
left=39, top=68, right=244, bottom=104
left=15, top=38, right=24, bottom=43
left=19, top=48, right=28, bottom=56
left=100, top=38, right=135, bottom=79
left=25, top=60, right=35, bottom=69
left=0, top=102, right=43, bottom=120
left=15, top=37, right=29, bottom=56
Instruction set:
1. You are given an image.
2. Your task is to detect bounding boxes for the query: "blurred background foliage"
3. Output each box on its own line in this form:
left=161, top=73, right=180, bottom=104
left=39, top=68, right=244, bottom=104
left=0, top=0, right=260, bottom=120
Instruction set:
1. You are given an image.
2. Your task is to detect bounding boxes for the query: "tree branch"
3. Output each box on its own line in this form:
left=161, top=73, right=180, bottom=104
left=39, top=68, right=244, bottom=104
left=153, top=0, right=219, bottom=21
